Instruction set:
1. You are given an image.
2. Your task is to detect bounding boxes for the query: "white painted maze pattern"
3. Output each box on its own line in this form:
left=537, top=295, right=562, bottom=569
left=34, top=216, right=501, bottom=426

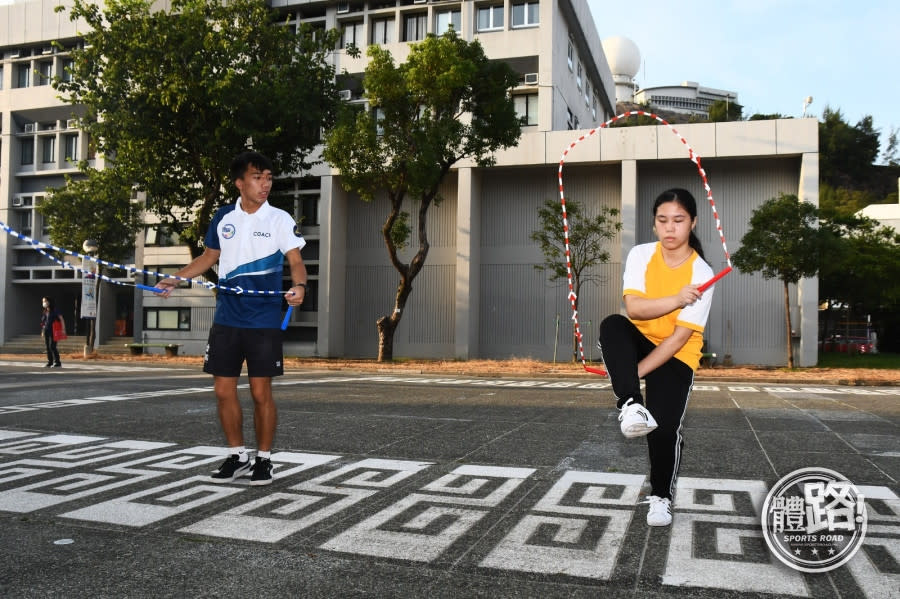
left=0, top=429, right=897, bottom=597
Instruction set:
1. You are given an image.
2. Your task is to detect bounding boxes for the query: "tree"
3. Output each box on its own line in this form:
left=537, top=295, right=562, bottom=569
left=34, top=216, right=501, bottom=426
left=708, top=99, right=743, bottom=122
left=530, top=198, right=621, bottom=361
left=732, top=194, right=820, bottom=368
left=818, top=213, right=900, bottom=349
left=882, top=126, right=899, bottom=167
left=39, top=168, right=143, bottom=266
left=54, top=0, right=340, bottom=278
left=748, top=113, right=789, bottom=120
left=819, top=107, right=880, bottom=189
left=322, top=31, right=521, bottom=361
left=819, top=182, right=881, bottom=219
left=38, top=168, right=144, bottom=353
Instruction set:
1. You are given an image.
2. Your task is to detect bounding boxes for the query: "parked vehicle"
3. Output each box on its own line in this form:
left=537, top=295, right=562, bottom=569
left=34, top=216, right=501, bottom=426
left=819, top=334, right=877, bottom=354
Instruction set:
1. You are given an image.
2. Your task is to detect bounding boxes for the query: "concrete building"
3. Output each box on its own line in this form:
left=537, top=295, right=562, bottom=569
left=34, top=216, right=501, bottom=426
left=599, top=34, right=737, bottom=121
left=0, top=0, right=820, bottom=367
left=634, top=81, right=739, bottom=120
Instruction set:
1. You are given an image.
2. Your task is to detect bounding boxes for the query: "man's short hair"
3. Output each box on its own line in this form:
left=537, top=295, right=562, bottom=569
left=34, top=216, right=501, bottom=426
left=230, top=151, right=274, bottom=183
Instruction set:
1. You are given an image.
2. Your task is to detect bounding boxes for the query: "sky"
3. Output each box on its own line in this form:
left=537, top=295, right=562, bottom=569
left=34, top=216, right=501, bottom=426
left=3, top=0, right=894, bottom=158
left=586, top=0, right=898, bottom=163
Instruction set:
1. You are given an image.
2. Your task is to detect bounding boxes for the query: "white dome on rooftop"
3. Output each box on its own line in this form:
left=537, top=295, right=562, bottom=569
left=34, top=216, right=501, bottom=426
left=602, top=36, right=641, bottom=78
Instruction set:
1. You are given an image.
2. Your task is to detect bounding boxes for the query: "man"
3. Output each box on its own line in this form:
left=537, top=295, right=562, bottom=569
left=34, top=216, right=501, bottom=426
left=155, top=151, right=307, bottom=485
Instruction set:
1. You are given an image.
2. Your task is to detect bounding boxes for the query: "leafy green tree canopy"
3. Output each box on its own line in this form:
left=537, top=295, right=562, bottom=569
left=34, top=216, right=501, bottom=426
left=38, top=168, right=143, bottom=267
left=748, top=113, right=789, bottom=120
left=708, top=99, right=743, bottom=122
left=55, top=0, right=341, bottom=264
left=819, top=106, right=880, bottom=189
left=325, top=31, right=521, bottom=204
left=531, top=198, right=621, bottom=285
left=819, top=182, right=881, bottom=219
left=819, top=214, right=900, bottom=311
left=732, top=193, right=820, bottom=284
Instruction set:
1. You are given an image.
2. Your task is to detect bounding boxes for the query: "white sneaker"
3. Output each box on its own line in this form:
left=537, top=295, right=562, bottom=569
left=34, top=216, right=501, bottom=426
left=618, top=398, right=658, bottom=438
left=645, top=495, right=672, bottom=527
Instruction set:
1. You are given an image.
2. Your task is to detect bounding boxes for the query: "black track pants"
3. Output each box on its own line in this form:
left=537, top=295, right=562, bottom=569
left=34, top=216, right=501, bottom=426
left=599, top=314, right=695, bottom=500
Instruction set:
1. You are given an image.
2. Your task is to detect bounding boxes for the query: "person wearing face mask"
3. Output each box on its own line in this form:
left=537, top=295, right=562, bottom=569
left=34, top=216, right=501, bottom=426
left=40, top=297, right=65, bottom=368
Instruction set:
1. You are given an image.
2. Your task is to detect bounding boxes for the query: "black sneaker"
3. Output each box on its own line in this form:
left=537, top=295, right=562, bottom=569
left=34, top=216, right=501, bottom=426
left=249, top=456, right=273, bottom=486
left=209, top=455, right=252, bottom=483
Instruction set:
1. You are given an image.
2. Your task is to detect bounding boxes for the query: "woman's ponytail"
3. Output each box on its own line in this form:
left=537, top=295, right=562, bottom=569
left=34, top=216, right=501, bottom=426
left=689, top=231, right=705, bottom=261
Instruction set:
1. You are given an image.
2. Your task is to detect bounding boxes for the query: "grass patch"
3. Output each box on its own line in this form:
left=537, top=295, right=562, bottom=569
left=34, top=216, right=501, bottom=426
left=817, top=352, right=900, bottom=369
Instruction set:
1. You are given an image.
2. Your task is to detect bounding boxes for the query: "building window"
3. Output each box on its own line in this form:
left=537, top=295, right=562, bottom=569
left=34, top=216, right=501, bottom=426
left=62, top=58, right=74, bottom=83
left=476, top=4, right=503, bottom=31
left=403, top=13, right=427, bottom=41
left=576, top=62, right=583, bottom=90
left=86, top=133, right=97, bottom=160
left=144, top=226, right=182, bottom=247
left=17, top=209, right=32, bottom=236
left=0, top=64, right=4, bottom=89
left=342, top=21, right=364, bottom=49
left=592, top=96, right=597, bottom=120
left=15, top=63, right=30, bottom=88
left=435, top=8, right=461, bottom=35
left=566, top=108, right=577, bottom=130
left=371, top=17, right=394, bottom=44
left=585, top=84, right=591, bottom=107
left=37, top=61, right=52, bottom=85
left=64, top=134, right=78, bottom=162
left=41, top=137, right=56, bottom=164
left=514, top=93, right=538, bottom=126
left=146, top=265, right=191, bottom=289
left=301, top=194, right=319, bottom=227
left=567, top=41, right=574, bottom=72
left=20, top=139, right=34, bottom=165
left=144, top=307, right=191, bottom=330
left=511, top=1, right=539, bottom=28
left=374, top=106, right=386, bottom=136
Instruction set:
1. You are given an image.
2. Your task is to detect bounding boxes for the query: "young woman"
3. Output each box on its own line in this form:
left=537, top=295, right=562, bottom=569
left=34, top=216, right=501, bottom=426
left=40, top=296, right=65, bottom=368
left=598, top=188, right=715, bottom=527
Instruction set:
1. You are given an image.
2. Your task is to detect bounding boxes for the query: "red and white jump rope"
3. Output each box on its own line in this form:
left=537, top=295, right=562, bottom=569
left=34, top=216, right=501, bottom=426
left=558, top=110, right=733, bottom=376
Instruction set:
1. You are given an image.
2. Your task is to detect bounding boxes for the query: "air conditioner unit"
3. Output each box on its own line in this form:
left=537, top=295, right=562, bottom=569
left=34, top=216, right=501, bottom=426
left=66, top=119, right=78, bottom=129
left=337, top=2, right=350, bottom=13
left=338, top=89, right=352, bottom=101
left=524, top=73, right=538, bottom=85
left=12, top=197, right=24, bottom=207
left=10, top=50, right=20, bottom=59
left=413, top=0, right=427, bottom=4
left=24, top=123, right=35, bottom=133
left=42, top=46, right=53, bottom=55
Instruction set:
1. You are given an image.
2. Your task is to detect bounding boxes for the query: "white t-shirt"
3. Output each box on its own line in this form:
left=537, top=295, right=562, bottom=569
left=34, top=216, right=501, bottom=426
left=205, top=198, right=305, bottom=328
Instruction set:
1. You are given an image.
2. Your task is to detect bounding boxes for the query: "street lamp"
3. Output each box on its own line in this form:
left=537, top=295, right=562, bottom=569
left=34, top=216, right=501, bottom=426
left=82, top=239, right=100, bottom=356
left=802, top=96, right=813, bottom=118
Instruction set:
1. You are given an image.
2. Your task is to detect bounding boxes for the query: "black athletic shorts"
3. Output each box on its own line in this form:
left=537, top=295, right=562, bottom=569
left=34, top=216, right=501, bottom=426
left=203, top=323, right=284, bottom=378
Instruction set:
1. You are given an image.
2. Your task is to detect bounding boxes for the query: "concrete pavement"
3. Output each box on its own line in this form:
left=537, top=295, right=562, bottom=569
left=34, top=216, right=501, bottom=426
left=0, top=358, right=897, bottom=598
